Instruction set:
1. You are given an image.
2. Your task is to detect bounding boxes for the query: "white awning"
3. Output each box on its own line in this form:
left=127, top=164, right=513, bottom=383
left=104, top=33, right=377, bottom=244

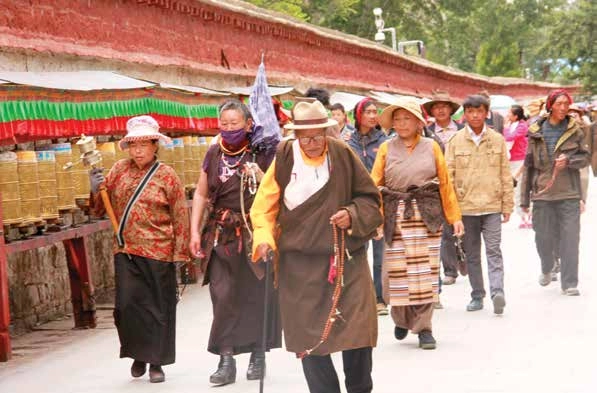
left=329, top=91, right=366, bottom=111
left=225, top=85, right=295, bottom=96
left=0, top=71, right=155, bottom=90
left=160, top=83, right=230, bottom=96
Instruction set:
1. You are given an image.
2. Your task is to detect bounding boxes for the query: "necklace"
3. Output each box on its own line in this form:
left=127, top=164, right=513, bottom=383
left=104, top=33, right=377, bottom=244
left=221, top=150, right=247, bottom=169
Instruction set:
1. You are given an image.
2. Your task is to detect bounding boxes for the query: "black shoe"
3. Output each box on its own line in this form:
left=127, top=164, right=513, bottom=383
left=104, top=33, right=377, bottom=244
left=246, top=351, right=266, bottom=380
left=492, top=293, right=506, bottom=315
left=466, top=298, right=483, bottom=312
left=149, top=365, right=165, bottom=383
left=418, top=331, right=436, bottom=350
left=210, top=355, right=236, bottom=385
left=394, top=326, right=408, bottom=340
left=130, top=360, right=146, bottom=378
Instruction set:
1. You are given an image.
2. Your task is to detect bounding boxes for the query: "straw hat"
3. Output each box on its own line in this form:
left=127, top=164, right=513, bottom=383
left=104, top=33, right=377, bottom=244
left=422, top=90, right=460, bottom=115
left=379, top=97, right=426, bottom=129
left=119, top=115, right=172, bottom=150
left=284, top=100, right=338, bottom=130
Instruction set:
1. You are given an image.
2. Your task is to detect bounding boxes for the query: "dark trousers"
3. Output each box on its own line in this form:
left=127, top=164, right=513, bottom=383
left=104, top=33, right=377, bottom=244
left=462, top=214, right=504, bottom=300
left=532, top=200, right=580, bottom=290
left=440, top=222, right=458, bottom=278
left=372, top=238, right=385, bottom=303
left=301, top=347, right=373, bottom=393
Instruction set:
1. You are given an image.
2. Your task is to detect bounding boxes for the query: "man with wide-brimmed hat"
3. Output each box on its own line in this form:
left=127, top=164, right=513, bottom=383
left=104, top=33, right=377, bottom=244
left=422, top=91, right=465, bottom=287
left=250, top=99, right=382, bottom=393
left=90, top=115, right=190, bottom=383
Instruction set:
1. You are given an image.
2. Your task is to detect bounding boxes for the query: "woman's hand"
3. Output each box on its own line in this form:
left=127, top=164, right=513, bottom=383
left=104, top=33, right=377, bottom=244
left=330, top=209, right=352, bottom=229
left=453, top=220, right=465, bottom=237
left=254, top=243, right=273, bottom=262
left=244, top=162, right=264, bottom=183
left=189, top=233, right=203, bottom=258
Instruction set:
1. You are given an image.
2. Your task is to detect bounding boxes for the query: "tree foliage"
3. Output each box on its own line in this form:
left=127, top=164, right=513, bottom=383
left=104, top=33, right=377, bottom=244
left=245, top=0, right=596, bottom=95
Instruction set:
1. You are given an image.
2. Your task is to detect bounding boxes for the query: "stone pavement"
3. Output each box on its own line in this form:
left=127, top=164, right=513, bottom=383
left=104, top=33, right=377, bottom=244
left=1, top=178, right=596, bottom=393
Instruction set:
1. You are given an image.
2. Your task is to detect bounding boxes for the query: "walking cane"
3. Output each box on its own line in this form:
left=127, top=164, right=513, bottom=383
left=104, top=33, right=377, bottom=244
left=259, top=250, right=274, bottom=393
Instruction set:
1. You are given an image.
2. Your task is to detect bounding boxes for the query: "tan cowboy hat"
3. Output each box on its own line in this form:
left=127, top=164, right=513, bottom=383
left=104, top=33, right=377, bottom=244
left=422, top=90, right=460, bottom=115
left=284, top=100, right=338, bottom=130
left=568, top=103, right=585, bottom=116
left=379, top=96, right=426, bottom=129
left=119, top=115, right=172, bottom=150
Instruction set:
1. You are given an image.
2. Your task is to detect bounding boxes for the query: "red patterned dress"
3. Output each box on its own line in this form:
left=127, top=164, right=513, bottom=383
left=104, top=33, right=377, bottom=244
left=91, top=157, right=190, bottom=366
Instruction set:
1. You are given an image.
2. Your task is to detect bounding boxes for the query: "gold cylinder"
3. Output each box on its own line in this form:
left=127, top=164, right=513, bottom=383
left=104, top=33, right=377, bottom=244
left=0, top=152, right=22, bottom=224
left=172, top=137, right=185, bottom=184
left=36, top=150, right=59, bottom=220
left=52, top=143, right=76, bottom=210
left=16, top=151, right=41, bottom=223
left=71, top=143, right=91, bottom=199
left=97, top=142, right=116, bottom=173
left=158, top=140, right=175, bottom=169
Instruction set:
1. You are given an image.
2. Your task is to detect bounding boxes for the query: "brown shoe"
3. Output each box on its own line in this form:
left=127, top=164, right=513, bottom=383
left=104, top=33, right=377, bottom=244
left=149, top=365, right=165, bottom=383
left=130, top=360, right=146, bottom=378
left=442, top=276, right=456, bottom=285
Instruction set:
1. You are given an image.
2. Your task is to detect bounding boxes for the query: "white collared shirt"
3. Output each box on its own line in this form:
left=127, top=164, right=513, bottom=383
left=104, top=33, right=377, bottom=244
left=467, top=124, right=487, bottom=146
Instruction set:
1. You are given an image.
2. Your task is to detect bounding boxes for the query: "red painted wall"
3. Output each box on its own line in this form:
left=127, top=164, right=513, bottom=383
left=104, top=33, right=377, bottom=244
left=0, top=0, right=575, bottom=100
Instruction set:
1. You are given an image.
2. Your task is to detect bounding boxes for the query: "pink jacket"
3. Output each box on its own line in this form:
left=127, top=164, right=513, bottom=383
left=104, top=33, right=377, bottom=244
left=504, top=120, right=528, bottom=161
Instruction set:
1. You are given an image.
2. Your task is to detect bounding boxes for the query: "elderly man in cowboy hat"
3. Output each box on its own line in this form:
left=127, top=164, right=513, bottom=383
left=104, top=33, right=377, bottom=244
left=422, top=91, right=465, bottom=287
left=250, top=100, right=383, bottom=393
left=90, top=115, right=190, bottom=383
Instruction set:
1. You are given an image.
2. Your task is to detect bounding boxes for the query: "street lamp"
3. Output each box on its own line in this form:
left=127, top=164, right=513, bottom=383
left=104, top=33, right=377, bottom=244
left=373, top=8, right=396, bottom=51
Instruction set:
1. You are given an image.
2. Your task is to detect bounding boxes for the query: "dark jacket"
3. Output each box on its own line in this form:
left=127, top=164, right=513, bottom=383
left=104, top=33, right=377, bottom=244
left=520, top=115, right=590, bottom=207
left=347, top=127, right=389, bottom=173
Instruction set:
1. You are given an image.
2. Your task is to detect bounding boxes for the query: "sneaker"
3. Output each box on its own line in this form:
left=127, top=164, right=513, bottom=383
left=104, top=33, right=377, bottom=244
left=466, top=298, right=483, bottom=312
left=394, top=326, right=408, bottom=340
left=538, top=273, right=551, bottom=286
left=562, top=288, right=580, bottom=296
left=442, top=276, right=456, bottom=285
left=551, top=272, right=558, bottom=281
left=492, top=294, right=506, bottom=315
left=418, top=331, right=436, bottom=350
left=433, top=301, right=444, bottom=310
left=376, top=303, right=388, bottom=316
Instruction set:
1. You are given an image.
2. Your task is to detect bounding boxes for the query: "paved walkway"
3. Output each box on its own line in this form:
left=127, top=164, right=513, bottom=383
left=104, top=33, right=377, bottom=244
left=2, top=178, right=596, bottom=393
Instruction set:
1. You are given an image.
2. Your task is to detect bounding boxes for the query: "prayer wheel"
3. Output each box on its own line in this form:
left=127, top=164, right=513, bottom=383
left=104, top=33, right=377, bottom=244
left=16, top=150, right=41, bottom=223
left=198, top=137, right=209, bottom=167
left=97, top=142, right=116, bottom=173
left=36, top=150, right=59, bottom=220
left=182, top=136, right=200, bottom=188
left=51, top=143, right=76, bottom=210
left=0, top=151, right=22, bottom=224
left=172, top=137, right=185, bottom=184
left=71, top=143, right=91, bottom=199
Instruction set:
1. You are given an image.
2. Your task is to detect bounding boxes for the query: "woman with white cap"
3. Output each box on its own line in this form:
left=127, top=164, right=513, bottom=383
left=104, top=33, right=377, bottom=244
left=371, top=97, right=464, bottom=350
left=89, top=115, right=190, bottom=383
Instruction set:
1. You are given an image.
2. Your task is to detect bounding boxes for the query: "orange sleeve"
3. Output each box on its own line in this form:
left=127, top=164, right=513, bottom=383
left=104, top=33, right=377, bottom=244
left=371, top=141, right=388, bottom=187
left=250, top=158, right=281, bottom=261
left=433, top=141, right=462, bottom=224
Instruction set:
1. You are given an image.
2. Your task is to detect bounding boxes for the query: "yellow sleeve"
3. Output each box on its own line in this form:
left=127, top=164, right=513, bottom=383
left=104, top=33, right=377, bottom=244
left=371, top=141, right=388, bottom=187
left=250, top=158, right=281, bottom=261
left=433, top=141, right=462, bottom=224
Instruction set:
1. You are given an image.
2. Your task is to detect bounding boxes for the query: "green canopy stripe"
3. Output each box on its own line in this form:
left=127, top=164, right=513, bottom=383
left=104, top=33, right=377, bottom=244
left=0, top=98, right=219, bottom=122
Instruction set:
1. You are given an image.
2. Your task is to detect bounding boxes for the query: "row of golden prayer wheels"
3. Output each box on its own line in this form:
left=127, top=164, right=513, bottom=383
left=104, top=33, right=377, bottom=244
left=0, top=136, right=214, bottom=226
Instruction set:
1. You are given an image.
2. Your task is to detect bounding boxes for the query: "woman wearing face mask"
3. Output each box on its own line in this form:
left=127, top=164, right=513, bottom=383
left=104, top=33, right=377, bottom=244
left=189, top=99, right=281, bottom=387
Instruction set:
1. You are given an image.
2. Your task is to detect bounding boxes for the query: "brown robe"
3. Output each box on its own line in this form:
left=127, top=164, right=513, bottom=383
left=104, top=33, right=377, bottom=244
left=274, top=138, right=382, bottom=355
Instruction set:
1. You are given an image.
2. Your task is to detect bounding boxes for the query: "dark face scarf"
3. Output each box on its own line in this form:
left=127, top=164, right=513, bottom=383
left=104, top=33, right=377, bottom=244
left=220, top=128, right=248, bottom=151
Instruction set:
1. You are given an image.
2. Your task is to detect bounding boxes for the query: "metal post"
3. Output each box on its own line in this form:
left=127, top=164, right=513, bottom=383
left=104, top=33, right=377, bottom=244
left=63, top=238, right=97, bottom=329
left=0, top=193, right=12, bottom=361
